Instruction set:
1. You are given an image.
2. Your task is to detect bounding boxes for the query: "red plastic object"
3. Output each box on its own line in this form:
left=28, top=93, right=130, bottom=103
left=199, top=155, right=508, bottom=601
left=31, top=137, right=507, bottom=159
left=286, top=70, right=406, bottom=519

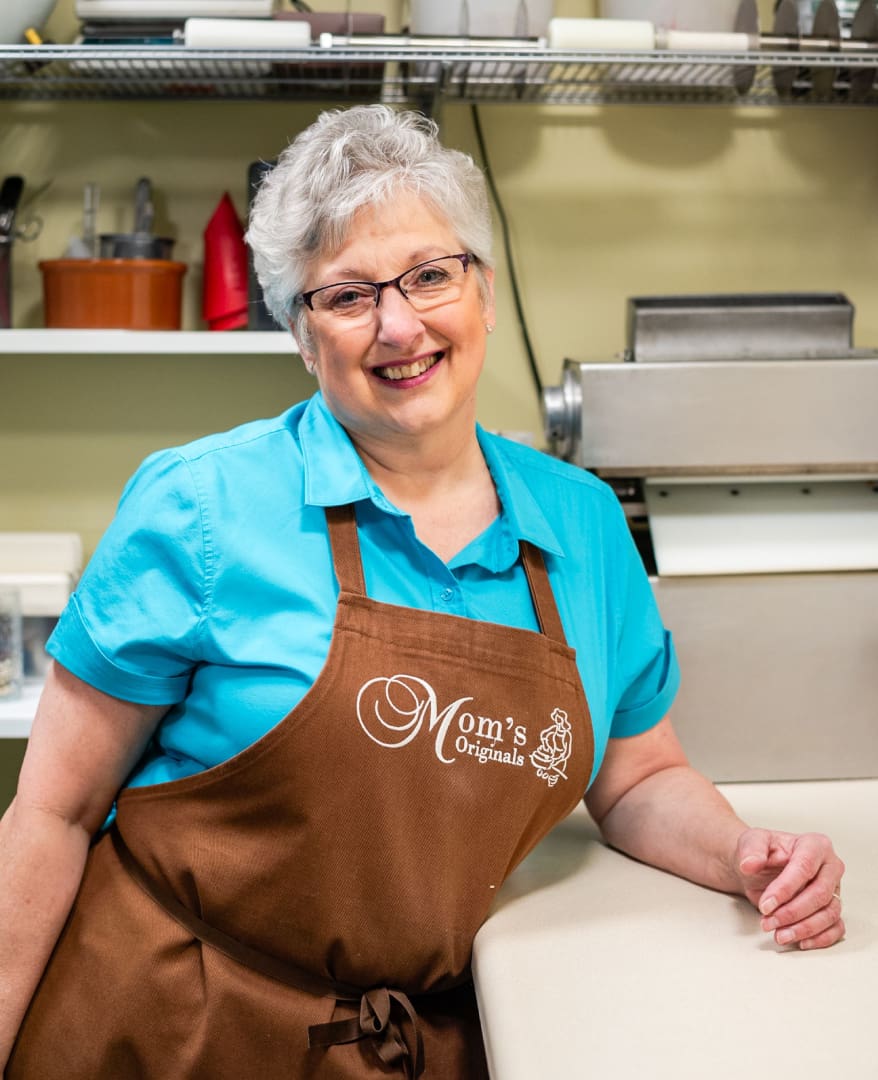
left=202, top=192, right=248, bottom=332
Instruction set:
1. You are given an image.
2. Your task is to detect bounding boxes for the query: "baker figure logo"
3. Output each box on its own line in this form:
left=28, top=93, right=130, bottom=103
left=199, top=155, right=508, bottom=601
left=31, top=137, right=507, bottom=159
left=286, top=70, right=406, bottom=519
left=529, top=708, right=572, bottom=787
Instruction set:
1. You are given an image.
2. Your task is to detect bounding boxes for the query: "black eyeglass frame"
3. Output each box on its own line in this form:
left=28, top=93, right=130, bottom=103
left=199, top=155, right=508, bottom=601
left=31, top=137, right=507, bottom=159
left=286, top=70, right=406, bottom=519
left=295, top=253, right=474, bottom=312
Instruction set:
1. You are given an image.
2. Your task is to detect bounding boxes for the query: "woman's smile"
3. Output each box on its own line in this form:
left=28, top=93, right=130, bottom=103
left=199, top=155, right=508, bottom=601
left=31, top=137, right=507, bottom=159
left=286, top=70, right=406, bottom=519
left=372, top=351, right=445, bottom=383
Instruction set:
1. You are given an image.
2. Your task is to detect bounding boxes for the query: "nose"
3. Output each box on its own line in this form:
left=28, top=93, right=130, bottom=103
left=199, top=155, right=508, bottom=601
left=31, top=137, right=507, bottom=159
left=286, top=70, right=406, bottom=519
left=374, top=282, right=425, bottom=346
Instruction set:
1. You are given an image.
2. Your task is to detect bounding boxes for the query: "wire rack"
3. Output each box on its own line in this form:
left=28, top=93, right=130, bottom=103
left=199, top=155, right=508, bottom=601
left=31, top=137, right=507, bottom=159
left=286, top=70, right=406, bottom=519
left=1, top=43, right=877, bottom=109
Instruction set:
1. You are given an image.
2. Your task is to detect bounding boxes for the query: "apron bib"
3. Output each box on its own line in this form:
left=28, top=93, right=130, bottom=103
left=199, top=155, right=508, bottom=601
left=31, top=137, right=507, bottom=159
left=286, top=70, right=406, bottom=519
left=11, top=504, right=594, bottom=1078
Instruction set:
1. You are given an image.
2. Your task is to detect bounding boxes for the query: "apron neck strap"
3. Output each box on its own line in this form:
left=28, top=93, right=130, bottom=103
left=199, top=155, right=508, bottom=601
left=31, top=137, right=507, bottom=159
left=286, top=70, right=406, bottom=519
left=325, top=504, right=366, bottom=596
left=520, top=541, right=568, bottom=644
left=325, top=505, right=569, bottom=645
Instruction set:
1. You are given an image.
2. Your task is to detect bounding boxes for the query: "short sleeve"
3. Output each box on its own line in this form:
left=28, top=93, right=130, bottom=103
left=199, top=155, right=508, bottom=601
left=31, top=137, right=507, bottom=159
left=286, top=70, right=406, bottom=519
left=47, top=449, right=207, bottom=705
left=608, top=506, right=680, bottom=738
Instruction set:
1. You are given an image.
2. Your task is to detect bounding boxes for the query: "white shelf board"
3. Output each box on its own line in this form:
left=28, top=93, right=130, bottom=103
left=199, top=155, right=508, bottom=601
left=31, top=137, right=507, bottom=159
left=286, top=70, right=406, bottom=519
left=0, top=329, right=298, bottom=355
left=0, top=679, right=41, bottom=739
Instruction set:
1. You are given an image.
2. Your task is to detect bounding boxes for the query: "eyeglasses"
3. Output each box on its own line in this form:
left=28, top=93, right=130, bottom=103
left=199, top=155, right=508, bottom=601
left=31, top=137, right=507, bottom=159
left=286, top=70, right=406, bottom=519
left=296, top=253, right=474, bottom=321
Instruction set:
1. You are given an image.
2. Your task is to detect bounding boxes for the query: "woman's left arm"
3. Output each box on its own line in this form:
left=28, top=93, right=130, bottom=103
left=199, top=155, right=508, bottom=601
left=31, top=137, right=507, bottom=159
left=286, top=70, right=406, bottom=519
left=584, top=715, right=846, bottom=950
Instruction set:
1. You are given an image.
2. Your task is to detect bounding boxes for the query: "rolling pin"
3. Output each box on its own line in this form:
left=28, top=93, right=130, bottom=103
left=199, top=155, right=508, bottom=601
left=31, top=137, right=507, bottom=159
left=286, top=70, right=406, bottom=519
left=546, top=15, right=878, bottom=55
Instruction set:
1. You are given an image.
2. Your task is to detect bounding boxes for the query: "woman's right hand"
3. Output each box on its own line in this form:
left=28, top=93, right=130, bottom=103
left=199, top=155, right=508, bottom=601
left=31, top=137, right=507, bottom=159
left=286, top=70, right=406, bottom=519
left=735, top=828, right=846, bottom=950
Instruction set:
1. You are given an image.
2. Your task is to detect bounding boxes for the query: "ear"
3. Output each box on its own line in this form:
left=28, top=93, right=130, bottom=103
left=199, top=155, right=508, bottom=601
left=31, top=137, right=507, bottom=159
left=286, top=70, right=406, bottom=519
left=289, top=316, right=317, bottom=376
left=481, top=266, right=496, bottom=329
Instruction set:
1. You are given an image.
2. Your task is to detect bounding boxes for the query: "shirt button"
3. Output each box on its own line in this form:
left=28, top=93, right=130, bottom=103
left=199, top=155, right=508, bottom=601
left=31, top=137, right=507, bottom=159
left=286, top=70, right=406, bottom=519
left=440, top=587, right=455, bottom=602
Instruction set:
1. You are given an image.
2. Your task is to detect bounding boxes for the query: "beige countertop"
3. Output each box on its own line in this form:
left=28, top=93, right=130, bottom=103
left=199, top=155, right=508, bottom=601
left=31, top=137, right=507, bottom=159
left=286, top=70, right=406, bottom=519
left=473, top=780, right=877, bottom=1080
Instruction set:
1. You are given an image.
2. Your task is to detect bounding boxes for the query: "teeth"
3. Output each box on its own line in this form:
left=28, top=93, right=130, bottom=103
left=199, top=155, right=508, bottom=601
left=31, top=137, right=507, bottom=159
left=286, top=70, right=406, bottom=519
left=377, top=354, right=441, bottom=381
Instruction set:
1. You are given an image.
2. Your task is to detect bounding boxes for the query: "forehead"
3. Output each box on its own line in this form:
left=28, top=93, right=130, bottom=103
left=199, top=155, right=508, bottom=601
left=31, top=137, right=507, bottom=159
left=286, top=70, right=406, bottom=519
left=312, top=192, right=460, bottom=282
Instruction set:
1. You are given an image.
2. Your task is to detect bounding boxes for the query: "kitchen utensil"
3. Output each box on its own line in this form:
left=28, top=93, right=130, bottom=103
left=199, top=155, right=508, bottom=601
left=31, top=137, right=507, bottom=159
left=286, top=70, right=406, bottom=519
left=547, top=18, right=655, bottom=48
left=83, top=181, right=99, bottom=255
left=133, top=176, right=154, bottom=234
left=183, top=17, right=311, bottom=47
left=99, top=176, right=175, bottom=260
left=65, top=181, right=100, bottom=258
left=0, top=175, right=25, bottom=329
left=40, top=258, right=187, bottom=330
left=0, top=176, right=24, bottom=239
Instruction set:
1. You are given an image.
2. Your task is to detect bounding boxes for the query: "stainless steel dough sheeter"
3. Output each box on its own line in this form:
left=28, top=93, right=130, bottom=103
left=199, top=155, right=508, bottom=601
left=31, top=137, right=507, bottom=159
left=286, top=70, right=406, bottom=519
left=542, top=292, right=878, bottom=782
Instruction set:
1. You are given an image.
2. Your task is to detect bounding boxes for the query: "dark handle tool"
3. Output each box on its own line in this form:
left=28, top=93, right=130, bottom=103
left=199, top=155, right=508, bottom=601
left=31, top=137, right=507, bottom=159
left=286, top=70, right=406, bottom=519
left=0, top=176, right=25, bottom=237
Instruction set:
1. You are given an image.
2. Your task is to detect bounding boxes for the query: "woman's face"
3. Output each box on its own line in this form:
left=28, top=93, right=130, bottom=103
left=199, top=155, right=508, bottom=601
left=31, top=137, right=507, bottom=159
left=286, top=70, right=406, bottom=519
left=297, top=192, right=495, bottom=452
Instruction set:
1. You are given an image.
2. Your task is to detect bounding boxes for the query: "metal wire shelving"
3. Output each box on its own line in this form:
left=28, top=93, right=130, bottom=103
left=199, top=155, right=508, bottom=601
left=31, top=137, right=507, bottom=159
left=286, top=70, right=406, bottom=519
left=1, top=42, right=877, bottom=110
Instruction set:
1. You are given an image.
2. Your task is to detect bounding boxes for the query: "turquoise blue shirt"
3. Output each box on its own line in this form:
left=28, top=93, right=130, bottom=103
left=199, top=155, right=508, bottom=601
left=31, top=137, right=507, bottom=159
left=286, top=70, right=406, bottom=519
left=48, top=393, right=679, bottom=791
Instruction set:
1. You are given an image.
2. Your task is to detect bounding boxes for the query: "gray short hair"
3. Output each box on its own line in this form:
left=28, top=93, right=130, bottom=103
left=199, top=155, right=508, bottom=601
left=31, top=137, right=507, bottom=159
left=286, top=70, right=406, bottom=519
left=245, top=105, right=494, bottom=345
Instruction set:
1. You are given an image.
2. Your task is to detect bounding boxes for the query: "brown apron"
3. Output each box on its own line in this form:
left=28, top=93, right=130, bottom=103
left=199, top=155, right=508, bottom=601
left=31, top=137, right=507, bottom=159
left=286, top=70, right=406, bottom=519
left=10, top=504, right=594, bottom=1079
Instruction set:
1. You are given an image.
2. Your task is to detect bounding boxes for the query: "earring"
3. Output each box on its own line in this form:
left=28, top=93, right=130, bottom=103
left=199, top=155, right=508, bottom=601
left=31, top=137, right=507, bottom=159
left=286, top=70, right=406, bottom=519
left=486, top=324, right=494, bottom=334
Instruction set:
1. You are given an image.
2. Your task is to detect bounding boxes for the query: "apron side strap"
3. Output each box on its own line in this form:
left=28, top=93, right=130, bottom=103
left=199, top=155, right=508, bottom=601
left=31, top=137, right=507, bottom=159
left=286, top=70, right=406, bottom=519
left=520, top=542, right=568, bottom=645
left=111, top=827, right=355, bottom=1001
left=324, top=503, right=366, bottom=597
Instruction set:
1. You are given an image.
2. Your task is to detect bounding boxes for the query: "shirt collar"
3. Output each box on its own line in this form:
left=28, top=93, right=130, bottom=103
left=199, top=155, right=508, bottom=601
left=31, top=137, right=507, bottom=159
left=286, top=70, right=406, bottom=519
left=299, top=393, right=397, bottom=512
left=476, top=427, right=565, bottom=560
left=298, top=393, right=565, bottom=559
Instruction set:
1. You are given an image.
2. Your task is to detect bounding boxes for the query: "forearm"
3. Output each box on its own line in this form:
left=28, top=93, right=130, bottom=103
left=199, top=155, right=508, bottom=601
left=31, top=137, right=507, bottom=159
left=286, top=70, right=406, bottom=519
left=0, top=797, right=90, bottom=1069
left=596, top=764, right=749, bottom=895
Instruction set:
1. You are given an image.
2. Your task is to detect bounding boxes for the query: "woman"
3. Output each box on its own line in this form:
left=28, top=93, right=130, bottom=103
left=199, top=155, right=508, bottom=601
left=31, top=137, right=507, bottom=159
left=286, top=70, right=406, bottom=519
left=1, top=106, right=844, bottom=1079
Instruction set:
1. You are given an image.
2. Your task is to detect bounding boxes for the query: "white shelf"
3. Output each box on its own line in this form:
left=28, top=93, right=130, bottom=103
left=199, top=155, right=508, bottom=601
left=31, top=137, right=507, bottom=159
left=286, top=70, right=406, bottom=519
left=0, top=329, right=297, bottom=355
left=0, top=680, right=41, bottom=739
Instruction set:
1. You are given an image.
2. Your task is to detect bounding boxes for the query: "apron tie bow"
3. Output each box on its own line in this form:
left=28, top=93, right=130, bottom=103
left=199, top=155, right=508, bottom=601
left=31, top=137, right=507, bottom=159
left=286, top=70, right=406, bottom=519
left=309, top=987, right=425, bottom=1078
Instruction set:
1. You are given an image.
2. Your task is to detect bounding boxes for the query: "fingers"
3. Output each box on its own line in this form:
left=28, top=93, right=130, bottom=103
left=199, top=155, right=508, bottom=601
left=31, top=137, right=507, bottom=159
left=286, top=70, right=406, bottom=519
left=755, top=834, right=845, bottom=916
left=797, top=915, right=846, bottom=951
left=746, top=832, right=846, bottom=951
left=762, top=889, right=846, bottom=950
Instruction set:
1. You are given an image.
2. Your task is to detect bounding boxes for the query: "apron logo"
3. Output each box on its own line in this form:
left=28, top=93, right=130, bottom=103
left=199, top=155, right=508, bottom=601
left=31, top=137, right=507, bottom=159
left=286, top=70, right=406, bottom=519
left=356, top=673, right=526, bottom=766
left=356, top=675, right=570, bottom=782
left=356, top=674, right=476, bottom=763
left=529, top=708, right=573, bottom=787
